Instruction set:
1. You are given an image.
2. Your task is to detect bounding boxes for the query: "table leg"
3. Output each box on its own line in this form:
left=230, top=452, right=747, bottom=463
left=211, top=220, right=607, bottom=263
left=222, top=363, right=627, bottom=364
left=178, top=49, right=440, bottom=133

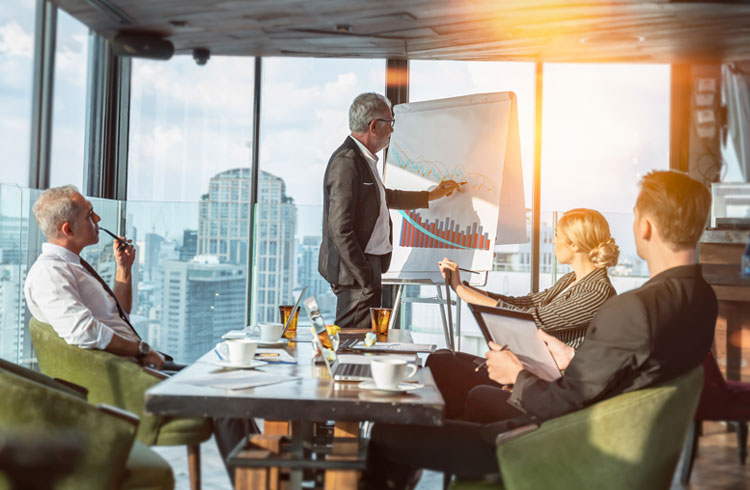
left=234, top=421, right=291, bottom=490
left=324, top=421, right=361, bottom=490
left=264, top=420, right=291, bottom=436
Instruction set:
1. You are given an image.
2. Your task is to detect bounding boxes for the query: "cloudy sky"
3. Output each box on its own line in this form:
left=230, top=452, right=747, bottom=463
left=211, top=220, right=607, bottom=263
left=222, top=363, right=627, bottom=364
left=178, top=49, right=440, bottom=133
left=2, top=1, right=678, bottom=255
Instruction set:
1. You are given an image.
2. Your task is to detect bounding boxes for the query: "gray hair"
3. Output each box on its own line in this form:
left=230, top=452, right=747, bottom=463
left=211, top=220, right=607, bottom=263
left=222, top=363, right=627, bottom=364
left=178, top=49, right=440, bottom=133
left=32, top=185, right=82, bottom=240
left=349, top=92, right=392, bottom=133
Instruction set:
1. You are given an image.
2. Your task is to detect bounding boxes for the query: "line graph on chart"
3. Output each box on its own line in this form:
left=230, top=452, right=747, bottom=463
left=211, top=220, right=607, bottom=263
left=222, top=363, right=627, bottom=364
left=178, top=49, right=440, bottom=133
left=388, top=143, right=499, bottom=198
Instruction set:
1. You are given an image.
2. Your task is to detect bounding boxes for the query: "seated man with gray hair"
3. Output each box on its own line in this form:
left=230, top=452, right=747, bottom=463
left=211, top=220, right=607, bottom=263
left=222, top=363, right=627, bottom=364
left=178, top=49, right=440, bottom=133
left=24, top=185, right=251, bottom=474
left=319, top=92, right=463, bottom=329
left=25, top=185, right=163, bottom=367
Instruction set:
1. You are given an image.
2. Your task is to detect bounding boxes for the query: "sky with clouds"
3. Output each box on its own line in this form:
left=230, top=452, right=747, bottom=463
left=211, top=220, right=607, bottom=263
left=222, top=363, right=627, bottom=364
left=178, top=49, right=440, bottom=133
left=2, top=0, right=675, bottom=255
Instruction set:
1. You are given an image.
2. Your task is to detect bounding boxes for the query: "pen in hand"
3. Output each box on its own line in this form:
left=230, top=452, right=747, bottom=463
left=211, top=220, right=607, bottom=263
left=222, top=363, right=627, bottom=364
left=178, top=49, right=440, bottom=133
left=474, top=344, right=509, bottom=372
left=99, top=227, right=128, bottom=252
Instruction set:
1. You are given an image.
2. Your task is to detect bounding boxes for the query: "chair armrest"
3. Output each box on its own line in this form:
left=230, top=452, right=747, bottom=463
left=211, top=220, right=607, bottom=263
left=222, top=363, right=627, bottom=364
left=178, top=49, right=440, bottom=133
left=98, top=404, right=140, bottom=426
left=53, top=377, right=89, bottom=398
left=494, top=423, right=540, bottom=446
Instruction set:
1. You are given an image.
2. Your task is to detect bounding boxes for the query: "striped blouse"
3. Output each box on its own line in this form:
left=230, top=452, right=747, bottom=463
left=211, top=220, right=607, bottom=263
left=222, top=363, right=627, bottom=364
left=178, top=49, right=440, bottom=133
left=489, top=267, right=616, bottom=349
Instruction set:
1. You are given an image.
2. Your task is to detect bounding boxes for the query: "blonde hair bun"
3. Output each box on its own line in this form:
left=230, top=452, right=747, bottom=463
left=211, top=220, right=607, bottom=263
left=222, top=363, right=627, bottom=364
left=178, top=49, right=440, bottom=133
left=589, top=238, right=620, bottom=268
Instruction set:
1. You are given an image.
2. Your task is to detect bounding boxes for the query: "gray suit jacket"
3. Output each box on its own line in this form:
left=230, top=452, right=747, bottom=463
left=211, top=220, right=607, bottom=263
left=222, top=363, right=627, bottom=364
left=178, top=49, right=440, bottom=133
left=318, top=137, right=429, bottom=288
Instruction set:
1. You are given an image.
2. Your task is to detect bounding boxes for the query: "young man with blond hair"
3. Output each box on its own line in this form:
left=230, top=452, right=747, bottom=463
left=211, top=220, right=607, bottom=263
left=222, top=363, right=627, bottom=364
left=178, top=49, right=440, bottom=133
left=365, top=170, right=718, bottom=488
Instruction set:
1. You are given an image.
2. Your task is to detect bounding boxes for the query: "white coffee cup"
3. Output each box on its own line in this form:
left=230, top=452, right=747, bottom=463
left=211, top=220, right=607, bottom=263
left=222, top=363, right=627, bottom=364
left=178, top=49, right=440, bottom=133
left=370, top=358, right=418, bottom=390
left=216, top=338, right=258, bottom=365
left=259, top=322, right=285, bottom=343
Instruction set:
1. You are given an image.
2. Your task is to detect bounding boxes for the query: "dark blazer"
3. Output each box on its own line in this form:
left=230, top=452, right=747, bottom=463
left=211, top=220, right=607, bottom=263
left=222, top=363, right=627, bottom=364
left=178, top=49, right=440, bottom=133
left=506, top=264, right=717, bottom=421
left=318, top=137, right=429, bottom=288
left=489, top=267, right=616, bottom=348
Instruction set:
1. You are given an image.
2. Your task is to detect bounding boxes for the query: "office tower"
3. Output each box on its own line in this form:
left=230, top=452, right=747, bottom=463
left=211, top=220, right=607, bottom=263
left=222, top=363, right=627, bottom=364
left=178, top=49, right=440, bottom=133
left=198, top=168, right=296, bottom=324
left=198, top=168, right=252, bottom=265
left=161, top=258, right=246, bottom=362
left=0, top=265, right=24, bottom=362
left=296, top=235, right=335, bottom=313
left=0, top=212, right=29, bottom=363
left=180, top=230, right=198, bottom=261
left=144, top=232, right=165, bottom=281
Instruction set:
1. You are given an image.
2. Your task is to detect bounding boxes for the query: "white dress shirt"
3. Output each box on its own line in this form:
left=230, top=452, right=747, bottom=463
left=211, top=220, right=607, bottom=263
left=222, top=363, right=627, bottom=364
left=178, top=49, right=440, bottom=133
left=24, top=243, right=138, bottom=350
left=349, top=136, right=392, bottom=255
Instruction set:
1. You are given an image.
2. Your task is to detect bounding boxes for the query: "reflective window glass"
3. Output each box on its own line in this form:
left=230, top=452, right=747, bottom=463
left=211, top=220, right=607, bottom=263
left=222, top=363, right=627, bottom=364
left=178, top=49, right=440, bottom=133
left=0, top=0, right=35, bottom=186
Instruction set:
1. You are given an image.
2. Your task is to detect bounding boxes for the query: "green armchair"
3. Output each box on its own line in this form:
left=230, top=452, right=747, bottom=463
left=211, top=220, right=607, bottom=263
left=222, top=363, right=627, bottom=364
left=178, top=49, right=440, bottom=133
left=0, top=357, right=174, bottom=490
left=450, top=366, right=703, bottom=490
left=29, top=319, right=212, bottom=489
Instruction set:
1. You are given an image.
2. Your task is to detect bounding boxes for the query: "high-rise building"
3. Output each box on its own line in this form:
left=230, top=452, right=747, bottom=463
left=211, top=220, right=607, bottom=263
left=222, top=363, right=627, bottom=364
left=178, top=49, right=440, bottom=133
left=160, top=258, right=246, bottom=362
left=144, top=232, right=165, bottom=281
left=180, top=230, right=198, bottom=261
left=198, top=168, right=296, bottom=324
left=198, top=168, right=252, bottom=265
left=0, top=264, right=25, bottom=362
left=296, top=235, right=335, bottom=314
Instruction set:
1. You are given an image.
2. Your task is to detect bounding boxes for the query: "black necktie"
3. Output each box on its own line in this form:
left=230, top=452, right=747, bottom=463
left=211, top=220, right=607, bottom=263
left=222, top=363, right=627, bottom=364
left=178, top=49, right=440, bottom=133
left=79, top=257, right=141, bottom=341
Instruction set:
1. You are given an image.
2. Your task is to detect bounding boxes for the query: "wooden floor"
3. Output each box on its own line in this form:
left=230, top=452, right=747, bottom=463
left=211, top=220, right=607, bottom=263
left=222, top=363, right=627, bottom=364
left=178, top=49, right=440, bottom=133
left=157, top=421, right=748, bottom=489
left=671, top=422, right=750, bottom=490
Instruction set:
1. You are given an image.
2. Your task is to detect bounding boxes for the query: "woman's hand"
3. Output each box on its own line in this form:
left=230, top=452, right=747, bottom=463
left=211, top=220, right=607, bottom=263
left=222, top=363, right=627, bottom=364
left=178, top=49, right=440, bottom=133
left=437, top=257, right=461, bottom=290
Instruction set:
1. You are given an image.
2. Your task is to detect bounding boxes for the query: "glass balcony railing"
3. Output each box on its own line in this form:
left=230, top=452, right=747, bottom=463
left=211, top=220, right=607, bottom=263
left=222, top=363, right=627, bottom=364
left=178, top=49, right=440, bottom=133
left=0, top=183, right=652, bottom=363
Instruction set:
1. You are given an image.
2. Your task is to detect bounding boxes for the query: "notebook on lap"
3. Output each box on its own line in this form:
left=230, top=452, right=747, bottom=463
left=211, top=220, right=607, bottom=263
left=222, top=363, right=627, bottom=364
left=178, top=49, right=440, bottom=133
left=468, top=303, right=562, bottom=382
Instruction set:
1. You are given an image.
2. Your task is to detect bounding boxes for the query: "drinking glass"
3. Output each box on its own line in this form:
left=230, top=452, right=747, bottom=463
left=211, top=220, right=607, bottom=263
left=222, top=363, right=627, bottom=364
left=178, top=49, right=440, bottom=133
left=279, top=305, right=299, bottom=339
left=370, top=307, right=392, bottom=335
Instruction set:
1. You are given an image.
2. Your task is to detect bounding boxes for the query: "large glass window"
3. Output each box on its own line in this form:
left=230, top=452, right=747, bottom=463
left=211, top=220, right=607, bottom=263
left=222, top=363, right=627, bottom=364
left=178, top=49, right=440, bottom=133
left=49, top=9, right=88, bottom=188
left=254, top=58, right=386, bottom=324
left=0, top=0, right=35, bottom=187
left=541, top=63, right=671, bottom=292
left=126, top=56, right=255, bottom=363
left=128, top=56, right=255, bottom=202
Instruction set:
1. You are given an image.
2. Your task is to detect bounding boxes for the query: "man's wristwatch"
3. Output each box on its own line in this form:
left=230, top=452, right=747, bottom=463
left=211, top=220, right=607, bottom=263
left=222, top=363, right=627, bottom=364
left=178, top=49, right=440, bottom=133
left=136, top=341, right=151, bottom=360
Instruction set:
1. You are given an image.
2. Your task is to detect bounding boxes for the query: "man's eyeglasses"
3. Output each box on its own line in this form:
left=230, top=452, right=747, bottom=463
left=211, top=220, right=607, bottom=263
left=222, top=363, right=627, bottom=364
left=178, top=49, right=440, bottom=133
left=375, top=118, right=395, bottom=129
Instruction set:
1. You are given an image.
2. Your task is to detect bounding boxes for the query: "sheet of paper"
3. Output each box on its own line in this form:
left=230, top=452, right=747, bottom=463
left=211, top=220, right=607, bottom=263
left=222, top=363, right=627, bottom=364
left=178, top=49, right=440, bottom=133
left=350, top=341, right=435, bottom=353
left=481, top=314, right=561, bottom=381
left=178, top=371, right=299, bottom=390
left=255, top=348, right=296, bottom=364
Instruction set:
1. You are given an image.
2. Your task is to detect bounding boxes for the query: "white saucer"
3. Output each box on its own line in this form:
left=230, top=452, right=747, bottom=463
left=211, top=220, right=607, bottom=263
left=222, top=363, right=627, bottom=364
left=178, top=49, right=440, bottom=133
left=210, top=359, right=267, bottom=370
left=257, top=338, right=289, bottom=347
left=357, top=381, right=424, bottom=394
left=221, top=331, right=249, bottom=340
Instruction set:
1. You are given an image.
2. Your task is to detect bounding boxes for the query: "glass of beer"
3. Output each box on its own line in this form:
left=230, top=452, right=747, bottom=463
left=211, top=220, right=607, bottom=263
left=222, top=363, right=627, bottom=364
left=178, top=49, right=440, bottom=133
left=370, top=307, right=392, bottom=335
left=279, top=305, right=299, bottom=339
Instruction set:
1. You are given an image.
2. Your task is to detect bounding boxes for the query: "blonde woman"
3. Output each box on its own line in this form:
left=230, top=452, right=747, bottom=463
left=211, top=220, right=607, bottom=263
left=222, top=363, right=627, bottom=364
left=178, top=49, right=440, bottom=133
left=439, top=208, right=619, bottom=349
left=430, top=208, right=620, bottom=419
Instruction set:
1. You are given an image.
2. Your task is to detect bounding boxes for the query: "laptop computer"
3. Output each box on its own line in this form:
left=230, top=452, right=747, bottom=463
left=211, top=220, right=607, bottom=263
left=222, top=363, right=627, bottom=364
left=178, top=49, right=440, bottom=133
left=303, top=296, right=372, bottom=382
left=468, top=303, right=562, bottom=381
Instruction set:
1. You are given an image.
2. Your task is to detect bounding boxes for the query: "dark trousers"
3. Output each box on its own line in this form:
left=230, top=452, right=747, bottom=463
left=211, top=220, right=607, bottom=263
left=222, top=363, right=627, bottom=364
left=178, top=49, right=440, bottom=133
left=332, top=254, right=385, bottom=329
left=363, top=351, right=526, bottom=488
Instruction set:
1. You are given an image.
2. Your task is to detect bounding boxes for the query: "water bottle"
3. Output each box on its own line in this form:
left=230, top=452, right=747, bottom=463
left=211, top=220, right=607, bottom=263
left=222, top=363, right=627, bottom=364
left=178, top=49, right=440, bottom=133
left=742, top=237, right=750, bottom=278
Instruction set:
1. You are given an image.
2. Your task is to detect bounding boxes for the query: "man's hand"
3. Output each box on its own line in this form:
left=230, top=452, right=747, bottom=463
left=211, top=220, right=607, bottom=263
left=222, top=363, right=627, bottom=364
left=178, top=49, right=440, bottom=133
left=485, top=341, right=524, bottom=385
left=113, top=238, right=135, bottom=270
left=537, top=329, right=575, bottom=371
left=428, top=179, right=463, bottom=201
left=437, top=257, right=461, bottom=289
left=141, top=350, right=166, bottom=370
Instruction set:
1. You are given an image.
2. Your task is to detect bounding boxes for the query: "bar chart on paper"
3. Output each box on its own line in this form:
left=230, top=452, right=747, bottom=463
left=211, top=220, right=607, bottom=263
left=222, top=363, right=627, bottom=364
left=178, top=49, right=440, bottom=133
left=398, top=210, right=491, bottom=250
left=382, top=92, right=525, bottom=280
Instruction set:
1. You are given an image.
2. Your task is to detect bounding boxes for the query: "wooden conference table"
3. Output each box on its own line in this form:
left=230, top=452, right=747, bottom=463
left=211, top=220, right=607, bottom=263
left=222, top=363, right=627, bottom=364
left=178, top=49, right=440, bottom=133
left=144, top=329, right=444, bottom=489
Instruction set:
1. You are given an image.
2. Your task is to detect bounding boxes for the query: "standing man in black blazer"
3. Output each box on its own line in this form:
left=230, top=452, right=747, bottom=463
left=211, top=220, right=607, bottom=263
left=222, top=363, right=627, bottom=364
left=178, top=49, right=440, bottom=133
left=319, top=92, right=461, bottom=329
